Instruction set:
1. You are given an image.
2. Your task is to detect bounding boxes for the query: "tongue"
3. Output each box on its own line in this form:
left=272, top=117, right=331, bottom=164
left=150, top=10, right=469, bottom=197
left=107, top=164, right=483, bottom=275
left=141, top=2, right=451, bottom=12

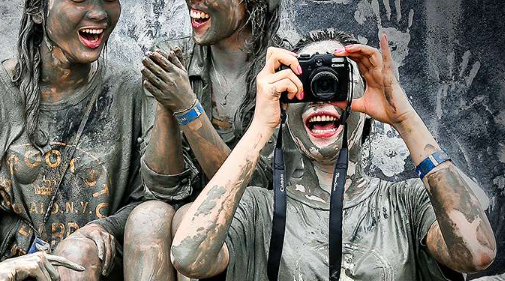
left=313, top=122, right=336, bottom=130
left=82, top=33, right=99, bottom=42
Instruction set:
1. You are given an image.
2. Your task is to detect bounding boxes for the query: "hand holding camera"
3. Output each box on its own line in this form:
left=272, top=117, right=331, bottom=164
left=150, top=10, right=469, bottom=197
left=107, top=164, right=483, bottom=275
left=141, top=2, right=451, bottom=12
left=253, top=47, right=304, bottom=131
left=334, top=34, right=416, bottom=127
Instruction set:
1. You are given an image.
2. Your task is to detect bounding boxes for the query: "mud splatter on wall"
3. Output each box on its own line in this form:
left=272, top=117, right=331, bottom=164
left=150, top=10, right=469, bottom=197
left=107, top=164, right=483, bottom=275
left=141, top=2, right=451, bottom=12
left=0, top=0, right=504, bottom=278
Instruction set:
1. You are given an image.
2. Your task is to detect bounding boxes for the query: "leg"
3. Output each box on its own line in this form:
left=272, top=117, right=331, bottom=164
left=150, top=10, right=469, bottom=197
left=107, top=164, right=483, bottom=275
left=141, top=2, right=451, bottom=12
left=171, top=203, right=192, bottom=281
left=123, top=200, right=176, bottom=281
left=53, top=235, right=102, bottom=281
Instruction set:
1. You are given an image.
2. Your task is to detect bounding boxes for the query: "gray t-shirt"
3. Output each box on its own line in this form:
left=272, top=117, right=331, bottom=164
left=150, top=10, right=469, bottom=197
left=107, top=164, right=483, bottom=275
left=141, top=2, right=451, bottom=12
left=0, top=60, right=144, bottom=259
left=225, top=178, right=462, bottom=280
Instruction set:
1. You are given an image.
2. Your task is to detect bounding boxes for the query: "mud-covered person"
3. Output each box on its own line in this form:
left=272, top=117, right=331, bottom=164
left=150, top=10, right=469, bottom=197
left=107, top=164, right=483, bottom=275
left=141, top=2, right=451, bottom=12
left=122, top=0, right=301, bottom=280
left=170, top=30, right=497, bottom=280
left=0, top=0, right=144, bottom=280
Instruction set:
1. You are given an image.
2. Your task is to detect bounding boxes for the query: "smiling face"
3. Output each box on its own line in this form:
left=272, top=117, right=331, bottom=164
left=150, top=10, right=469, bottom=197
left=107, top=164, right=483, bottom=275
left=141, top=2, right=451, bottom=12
left=287, top=40, right=366, bottom=164
left=186, top=0, right=248, bottom=45
left=45, top=0, right=121, bottom=64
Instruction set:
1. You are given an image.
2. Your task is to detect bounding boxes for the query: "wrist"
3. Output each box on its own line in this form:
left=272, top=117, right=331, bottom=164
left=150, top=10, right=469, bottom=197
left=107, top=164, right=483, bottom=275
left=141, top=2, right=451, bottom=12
left=156, top=103, right=179, bottom=127
left=249, top=119, right=275, bottom=145
left=392, top=109, right=420, bottom=133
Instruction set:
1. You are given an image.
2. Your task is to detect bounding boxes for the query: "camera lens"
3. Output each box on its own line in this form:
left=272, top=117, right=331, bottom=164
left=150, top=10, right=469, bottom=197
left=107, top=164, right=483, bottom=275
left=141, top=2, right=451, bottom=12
left=311, top=71, right=339, bottom=100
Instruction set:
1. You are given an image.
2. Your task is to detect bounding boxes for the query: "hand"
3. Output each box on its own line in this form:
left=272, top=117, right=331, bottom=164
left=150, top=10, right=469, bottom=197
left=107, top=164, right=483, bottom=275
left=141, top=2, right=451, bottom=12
left=334, top=34, right=416, bottom=128
left=141, top=47, right=197, bottom=113
left=0, top=252, right=84, bottom=281
left=253, top=47, right=303, bottom=130
left=72, top=224, right=116, bottom=276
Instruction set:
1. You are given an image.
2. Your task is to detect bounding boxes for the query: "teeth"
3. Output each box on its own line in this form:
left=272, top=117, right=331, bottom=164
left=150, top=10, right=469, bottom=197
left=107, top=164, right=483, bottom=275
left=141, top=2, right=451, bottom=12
left=190, top=9, right=210, bottom=19
left=81, top=28, right=103, bottom=35
left=312, top=128, right=338, bottom=134
left=308, top=115, right=337, bottom=123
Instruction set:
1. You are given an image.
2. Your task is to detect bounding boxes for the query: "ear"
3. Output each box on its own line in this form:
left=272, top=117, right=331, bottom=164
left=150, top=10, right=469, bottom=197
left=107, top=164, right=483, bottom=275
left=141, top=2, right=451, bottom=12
left=31, top=11, right=43, bottom=25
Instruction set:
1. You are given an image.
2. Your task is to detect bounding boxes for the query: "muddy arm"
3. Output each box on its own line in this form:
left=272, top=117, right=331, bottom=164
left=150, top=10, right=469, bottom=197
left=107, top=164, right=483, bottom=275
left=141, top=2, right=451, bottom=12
left=144, top=103, right=184, bottom=176
left=170, top=121, right=271, bottom=279
left=395, top=111, right=496, bottom=273
left=181, top=112, right=231, bottom=179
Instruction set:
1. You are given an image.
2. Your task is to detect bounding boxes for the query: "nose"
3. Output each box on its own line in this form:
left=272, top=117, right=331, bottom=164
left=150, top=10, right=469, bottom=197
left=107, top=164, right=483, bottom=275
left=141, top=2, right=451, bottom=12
left=86, top=3, right=107, bottom=22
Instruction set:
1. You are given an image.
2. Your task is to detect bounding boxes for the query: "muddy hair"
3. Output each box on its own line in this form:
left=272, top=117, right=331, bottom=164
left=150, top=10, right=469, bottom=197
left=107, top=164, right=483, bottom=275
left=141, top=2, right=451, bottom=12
left=233, top=0, right=284, bottom=137
left=12, top=0, right=48, bottom=148
left=292, top=28, right=372, bottom=143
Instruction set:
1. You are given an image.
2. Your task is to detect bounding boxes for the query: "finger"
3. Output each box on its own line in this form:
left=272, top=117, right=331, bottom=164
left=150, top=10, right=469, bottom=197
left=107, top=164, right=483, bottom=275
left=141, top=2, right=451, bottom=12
left=264, top=47, right=301, bottom=75
left=173, top=47, right=186, bottom=67
left=150, top=51, right=180, bottom=73
left=350, top=97, right=367, bottom=114
left=143, top=56, right=172, bottom=77
left=91, top=235, right=105, bottom=263
left=156, top=49, right=185, bottom=71
left=34, top=256, right=52, bottom=281
left=102, top=234, right=113, bottom=276
left=343, top=44, right=382, bottom=68
left=47, top=255, right=85, bottom=272
left=141, top=67, right=168, bottom=90
left=273, top=79, right=298, bottom=100
left=380, top=34, right=394, bottom=74
left=105, top=237, right=117, bottom=276
left=32, top=266, right=50, bottom=281
left=268, top=69, right=303, bottom=95
left=143, top=80, right=166, bottom=100
left=44, top=262, right=60, bottom=281
left=266, top=47, right=296, bottom=59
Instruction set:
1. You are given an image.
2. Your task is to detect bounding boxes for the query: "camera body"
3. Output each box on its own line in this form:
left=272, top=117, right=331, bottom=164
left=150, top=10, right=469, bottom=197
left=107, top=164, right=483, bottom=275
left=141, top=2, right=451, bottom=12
left=280, top=53, right=352, bottom=103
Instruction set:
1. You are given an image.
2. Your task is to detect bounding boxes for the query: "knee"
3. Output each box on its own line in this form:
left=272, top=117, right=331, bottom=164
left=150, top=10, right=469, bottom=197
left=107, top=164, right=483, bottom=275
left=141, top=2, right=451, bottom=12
left=125, top=200, right=175, bottom=244
left=54, top=236, right=101, bottom=281
left=171, top=203, right=192, bottom=238
left=55, top=236, right=99, bottom=263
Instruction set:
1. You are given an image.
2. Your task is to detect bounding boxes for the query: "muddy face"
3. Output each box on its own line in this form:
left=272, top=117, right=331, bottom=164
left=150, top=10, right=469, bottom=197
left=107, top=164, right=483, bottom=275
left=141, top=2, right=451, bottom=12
left=287, top=40, right=366, bottom=164
left=186, top=0, right=248, bottom=45
left=45, top=0, right=121, bottom=64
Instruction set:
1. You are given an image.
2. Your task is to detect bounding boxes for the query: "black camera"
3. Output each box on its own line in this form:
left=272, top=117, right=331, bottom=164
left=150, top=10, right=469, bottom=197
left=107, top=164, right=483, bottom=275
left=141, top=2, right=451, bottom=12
left=280, top=53, right=352, bottom=103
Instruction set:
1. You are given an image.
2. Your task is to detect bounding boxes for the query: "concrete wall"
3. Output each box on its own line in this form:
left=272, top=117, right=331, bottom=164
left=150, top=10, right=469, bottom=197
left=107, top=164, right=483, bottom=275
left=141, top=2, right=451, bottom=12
left=1, top=0, right=504, bottom=278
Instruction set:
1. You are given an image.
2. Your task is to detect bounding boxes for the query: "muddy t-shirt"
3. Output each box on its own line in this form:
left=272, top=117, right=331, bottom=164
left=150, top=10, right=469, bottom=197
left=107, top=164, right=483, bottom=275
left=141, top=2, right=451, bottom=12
left=140, top=37, right=302, bottom=203
left=0, top=61, right=144, bottom=259
left=225, top=178, right=462, bottom=281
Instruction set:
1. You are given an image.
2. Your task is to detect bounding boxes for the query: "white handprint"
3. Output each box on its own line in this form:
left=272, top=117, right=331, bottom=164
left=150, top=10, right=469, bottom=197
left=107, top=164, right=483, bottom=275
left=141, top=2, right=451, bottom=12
left=434, top=50, right=481, bottom=120
left=354, top=0, right=414, bottom=69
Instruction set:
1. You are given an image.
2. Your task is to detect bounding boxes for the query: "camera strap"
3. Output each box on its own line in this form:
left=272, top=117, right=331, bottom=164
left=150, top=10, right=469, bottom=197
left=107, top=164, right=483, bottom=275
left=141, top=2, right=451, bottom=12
left=267, top=108, right=287, bottom=281
left=268, top=58, right=354, bottom=281
left=329, top=122, right=348, bottom=280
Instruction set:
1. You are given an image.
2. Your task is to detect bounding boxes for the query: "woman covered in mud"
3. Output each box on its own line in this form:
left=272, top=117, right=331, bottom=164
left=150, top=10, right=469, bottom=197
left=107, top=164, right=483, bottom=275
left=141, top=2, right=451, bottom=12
left=123, top=0, right=299, bottom=279
left=0, top=0, right=143, bottom=280
left=170, top=30, right=496, bottom=280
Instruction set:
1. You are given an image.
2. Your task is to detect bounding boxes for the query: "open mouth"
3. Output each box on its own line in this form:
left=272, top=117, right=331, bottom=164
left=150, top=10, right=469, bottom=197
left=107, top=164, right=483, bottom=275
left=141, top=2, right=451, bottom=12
left=78, top=28, right=105, bottom=49
left=305, top=111, right=342, bottom=138
left=190, top=9, right=211, bottom=30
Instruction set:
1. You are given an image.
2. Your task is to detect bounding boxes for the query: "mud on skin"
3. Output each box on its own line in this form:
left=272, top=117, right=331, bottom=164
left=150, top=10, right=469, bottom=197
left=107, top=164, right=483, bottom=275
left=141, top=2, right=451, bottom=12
left=426, top=164, right=496, bottom=271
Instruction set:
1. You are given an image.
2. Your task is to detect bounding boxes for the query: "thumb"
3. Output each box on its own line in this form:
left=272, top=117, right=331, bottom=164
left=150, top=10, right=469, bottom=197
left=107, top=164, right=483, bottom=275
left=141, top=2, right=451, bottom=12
left=350, top=97, right=366, bottom=114
left=331, top=99, right=366, bottom=114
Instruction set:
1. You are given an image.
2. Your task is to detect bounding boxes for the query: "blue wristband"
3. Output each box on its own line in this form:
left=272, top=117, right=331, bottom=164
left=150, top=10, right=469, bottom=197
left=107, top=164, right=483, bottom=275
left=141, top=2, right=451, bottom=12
left=174, top=101, right=204, bottom=126
left=416, top=150, right=451, bottom=179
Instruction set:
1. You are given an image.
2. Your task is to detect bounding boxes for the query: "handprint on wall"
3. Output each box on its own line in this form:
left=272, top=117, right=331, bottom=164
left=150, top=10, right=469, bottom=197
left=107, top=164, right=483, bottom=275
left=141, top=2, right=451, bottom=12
left=354, top=0, right=414, bottom=69
left=434, top=49, right=481, bottom=120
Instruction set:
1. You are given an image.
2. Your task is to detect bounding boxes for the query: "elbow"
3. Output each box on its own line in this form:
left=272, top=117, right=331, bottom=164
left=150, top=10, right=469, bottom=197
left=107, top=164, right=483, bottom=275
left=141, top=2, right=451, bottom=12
left=458, top=249, right=496, bottom=273
left=470, top=250, right=496, bottom=272
left=170, top=245, right=210, bottom=279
